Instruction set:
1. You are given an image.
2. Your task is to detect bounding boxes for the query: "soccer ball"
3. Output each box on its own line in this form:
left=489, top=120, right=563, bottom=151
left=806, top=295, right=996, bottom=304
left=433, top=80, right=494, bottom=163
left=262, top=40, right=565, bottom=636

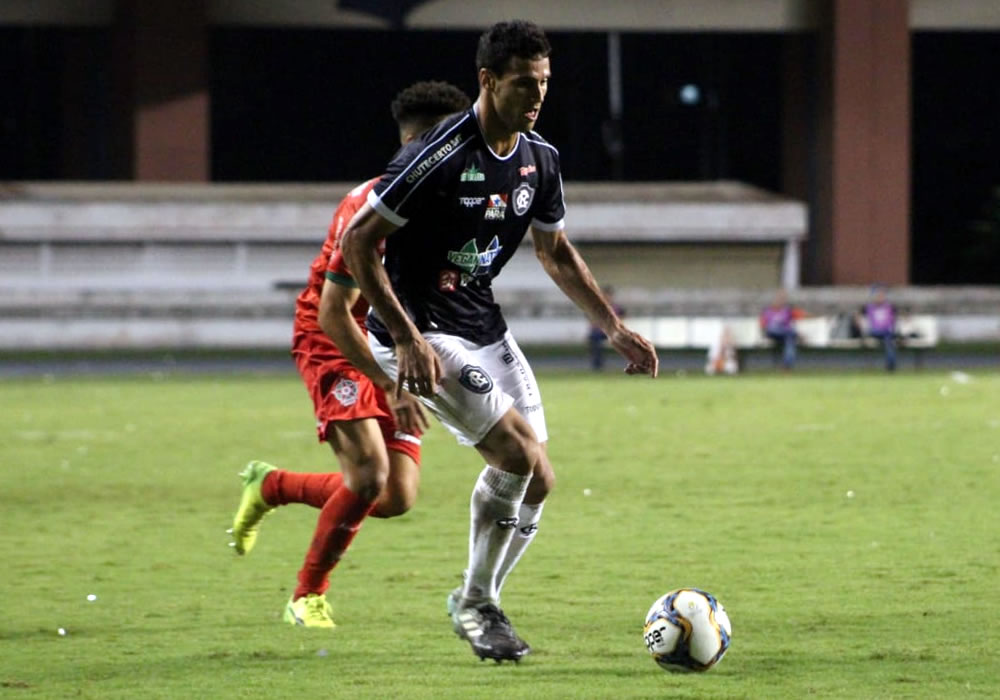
left=643, top=588, right=732, bottom=672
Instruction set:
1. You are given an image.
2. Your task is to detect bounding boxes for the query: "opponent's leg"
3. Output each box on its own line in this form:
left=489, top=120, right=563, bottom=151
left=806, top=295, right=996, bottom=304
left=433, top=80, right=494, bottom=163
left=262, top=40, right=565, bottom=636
left=372, top=450, right=420, bottom=518
left=369, top=411, right=422, bottom=518
left=229, top=460, right=277, bottom=555
left=264, top=470, right=343, bottom=508
left=285, top=418, right=388, bottom=628
left=229, top=465, right=345, bottom=554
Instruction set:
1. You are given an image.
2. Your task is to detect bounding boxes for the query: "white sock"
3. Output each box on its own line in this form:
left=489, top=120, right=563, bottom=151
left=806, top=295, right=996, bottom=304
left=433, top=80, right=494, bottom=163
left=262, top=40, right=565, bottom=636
left=461, top=465, right=531, bottom=606
left=496, top=501, right=544, bottom=599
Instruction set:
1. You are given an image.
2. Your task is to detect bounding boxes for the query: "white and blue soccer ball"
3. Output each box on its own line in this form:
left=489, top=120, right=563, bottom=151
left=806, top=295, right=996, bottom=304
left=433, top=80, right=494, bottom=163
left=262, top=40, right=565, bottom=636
left=643, top=588, right=732, bottom=672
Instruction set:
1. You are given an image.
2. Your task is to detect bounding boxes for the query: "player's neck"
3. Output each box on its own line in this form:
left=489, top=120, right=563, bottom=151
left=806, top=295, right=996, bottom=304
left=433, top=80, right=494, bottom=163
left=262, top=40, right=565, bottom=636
left=475, top=96, right=519, bottom=157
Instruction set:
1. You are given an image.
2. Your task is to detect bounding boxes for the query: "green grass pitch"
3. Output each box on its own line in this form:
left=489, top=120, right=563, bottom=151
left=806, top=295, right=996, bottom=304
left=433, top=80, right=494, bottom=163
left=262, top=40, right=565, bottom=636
left=1, top=368, right=998, bottom=699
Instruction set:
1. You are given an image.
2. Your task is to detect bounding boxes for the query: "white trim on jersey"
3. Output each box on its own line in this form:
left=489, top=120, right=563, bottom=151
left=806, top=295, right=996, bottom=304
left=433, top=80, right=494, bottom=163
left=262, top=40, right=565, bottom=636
left=367, top=189, right=408, bottom=227
left=531, top=217, right=565, bottom=232
left=522, top=132, right=560, bottom=155
left=530, top=168, right=566, bottom=232
left=556, top=172, right=568, bottom=224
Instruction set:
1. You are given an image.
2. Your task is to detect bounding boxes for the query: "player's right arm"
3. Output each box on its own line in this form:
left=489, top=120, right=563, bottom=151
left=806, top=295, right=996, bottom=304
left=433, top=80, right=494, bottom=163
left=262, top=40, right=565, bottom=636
left=317, top=280, right=393, bottom=392
left=317, top=276, right=429, bottom=433
left=340, top=204, right=443, bottom=398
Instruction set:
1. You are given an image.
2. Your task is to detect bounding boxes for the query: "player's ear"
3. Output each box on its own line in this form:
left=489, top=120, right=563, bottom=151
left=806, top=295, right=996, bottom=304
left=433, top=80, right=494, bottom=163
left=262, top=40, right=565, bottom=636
left=479, top=67, right=495, bottom=92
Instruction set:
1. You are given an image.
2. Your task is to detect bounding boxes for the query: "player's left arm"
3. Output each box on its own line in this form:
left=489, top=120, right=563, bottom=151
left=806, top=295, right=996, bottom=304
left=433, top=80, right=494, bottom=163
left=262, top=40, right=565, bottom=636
left=532, top=226, right=658, bottom=377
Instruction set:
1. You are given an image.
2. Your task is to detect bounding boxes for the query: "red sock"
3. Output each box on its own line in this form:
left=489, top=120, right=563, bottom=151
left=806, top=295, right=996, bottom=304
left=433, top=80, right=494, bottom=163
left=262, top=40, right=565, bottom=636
left=261, top=470, right=343, bottom=509
left=294, top=485, right=374, bottom=599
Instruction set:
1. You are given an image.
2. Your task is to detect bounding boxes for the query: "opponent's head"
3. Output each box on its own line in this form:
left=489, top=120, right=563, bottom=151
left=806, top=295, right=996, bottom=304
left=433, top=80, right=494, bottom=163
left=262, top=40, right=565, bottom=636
left=390, top=80, right=471, bottom=144
left=476, top=20, right=552, bottom=133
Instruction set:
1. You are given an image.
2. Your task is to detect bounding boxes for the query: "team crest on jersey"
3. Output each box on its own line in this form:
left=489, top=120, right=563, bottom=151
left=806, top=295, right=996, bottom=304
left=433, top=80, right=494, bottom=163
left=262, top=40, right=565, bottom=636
left=331, top=378, right=358, bottom=406
left=446, top=236, right=502, bottom=276
left=460, top=165, right=486, bottom=182
left=459, top=364, right=494, bottom=394
left=512, top=183, right=535, bottom=216
left=484, top=194, right=507, bottom=220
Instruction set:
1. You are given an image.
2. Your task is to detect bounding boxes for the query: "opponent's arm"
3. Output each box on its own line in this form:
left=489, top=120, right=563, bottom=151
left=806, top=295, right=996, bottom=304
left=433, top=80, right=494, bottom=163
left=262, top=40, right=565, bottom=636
left=340, top=204, right=443, bottom=397
left=532, top=226, right=658, bottom=378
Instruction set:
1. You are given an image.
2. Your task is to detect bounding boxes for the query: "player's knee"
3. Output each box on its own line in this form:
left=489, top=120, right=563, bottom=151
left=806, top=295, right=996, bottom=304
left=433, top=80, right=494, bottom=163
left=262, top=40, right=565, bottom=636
left=375, top=473, right=417, bottom=517
left=527, top=460, right=555, bottom=502
left=344, top=453, right=389, bottom=502
left=372, top=454, right=419, bottom=517
left=499, top=431, right=542, bottom=476
left=479, top=410, right=544, bottom=476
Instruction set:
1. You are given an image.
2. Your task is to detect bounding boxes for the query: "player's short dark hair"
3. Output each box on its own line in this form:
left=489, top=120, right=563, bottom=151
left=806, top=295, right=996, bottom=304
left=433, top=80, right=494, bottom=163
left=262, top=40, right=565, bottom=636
left=476, top=20, right=551, bottom=76
left=390, top=81, right=471, bottom=127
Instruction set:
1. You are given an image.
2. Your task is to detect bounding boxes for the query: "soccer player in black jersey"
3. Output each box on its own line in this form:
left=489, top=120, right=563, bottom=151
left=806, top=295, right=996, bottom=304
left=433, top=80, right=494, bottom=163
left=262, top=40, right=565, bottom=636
left=341, top=20, right=658, bottom=663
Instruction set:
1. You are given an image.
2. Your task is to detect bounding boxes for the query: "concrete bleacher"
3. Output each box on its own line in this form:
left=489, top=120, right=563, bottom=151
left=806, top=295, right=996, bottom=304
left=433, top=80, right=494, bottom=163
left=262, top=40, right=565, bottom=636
left=0, top=180, right=806, bottom=291
left=1, top=181, right=998, bottom=352
left=0, top=180, right=808, bottom=349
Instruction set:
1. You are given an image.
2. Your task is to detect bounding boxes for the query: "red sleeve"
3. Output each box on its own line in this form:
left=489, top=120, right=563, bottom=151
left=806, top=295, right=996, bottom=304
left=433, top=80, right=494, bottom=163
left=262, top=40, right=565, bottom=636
left=324, top=179, right=379, bottom=282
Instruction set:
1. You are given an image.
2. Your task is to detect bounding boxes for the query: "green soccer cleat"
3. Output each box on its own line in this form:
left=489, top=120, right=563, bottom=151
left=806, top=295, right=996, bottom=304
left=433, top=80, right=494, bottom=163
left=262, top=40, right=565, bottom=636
left=284, top=594, right=336, bottom=629
left=228, top=460, right=277, bottom=555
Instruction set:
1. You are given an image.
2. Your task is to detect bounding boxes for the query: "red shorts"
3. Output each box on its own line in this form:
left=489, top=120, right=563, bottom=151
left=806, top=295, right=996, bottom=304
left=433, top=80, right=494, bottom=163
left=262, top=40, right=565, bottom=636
left=293, top=350, right=421, bottom=464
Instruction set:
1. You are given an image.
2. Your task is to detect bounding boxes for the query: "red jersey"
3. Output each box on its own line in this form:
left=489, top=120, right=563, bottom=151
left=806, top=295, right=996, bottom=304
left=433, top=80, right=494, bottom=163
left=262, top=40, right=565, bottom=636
left=292, top=178, right=380, bottom=360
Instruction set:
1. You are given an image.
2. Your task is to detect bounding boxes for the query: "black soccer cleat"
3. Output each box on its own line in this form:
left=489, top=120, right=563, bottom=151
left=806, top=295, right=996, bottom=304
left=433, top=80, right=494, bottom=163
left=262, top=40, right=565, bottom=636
left=451, top=602, right=531, bottom=663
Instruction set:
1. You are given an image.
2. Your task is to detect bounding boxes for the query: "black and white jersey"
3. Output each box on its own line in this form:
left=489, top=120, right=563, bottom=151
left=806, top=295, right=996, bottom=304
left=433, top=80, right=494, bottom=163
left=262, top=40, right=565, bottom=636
left=366, top=105, right=566, bottom=347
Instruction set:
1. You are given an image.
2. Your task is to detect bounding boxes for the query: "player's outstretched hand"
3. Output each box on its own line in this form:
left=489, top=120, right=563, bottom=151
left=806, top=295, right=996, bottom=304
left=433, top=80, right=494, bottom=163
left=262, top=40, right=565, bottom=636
left=395, top=335, right=444, bottom=398
left=610, top=327, right=659, bottom=378
left=388, top=390, right=430, bottom=434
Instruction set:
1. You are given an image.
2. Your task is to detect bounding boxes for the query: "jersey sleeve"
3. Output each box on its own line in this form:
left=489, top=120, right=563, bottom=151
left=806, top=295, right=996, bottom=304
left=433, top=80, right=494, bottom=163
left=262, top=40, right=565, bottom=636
left=324, top=179, right=377, bottom=287
left=530, top=148, right=566, bottom=232
left=325, top=249, right=357, bottom=288
left=367, top=121, right=468, bottom=226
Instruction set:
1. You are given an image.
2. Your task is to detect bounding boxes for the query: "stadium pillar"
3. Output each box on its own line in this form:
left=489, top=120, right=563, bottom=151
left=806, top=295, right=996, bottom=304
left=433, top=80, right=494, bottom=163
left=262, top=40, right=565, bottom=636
left=111, top=0, right=210, bottom=181
left=794, top=0, right=910, bottom=285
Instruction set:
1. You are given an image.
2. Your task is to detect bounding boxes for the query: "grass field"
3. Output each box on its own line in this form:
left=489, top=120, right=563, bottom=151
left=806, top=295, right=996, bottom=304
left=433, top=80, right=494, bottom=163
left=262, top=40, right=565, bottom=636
left=2, top=368, right=998, bottom=699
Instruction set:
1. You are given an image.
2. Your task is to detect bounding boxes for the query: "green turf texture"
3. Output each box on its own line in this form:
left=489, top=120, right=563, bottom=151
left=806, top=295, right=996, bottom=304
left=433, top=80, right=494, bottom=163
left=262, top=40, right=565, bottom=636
left=1, top=369, right=998, bottom=699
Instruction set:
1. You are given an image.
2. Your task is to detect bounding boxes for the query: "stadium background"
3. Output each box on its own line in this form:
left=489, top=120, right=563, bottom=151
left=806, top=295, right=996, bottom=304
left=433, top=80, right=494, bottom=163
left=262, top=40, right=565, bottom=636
left=2, top=6, right=998, bottom=698
left=1, top=0, right=998, bottom=362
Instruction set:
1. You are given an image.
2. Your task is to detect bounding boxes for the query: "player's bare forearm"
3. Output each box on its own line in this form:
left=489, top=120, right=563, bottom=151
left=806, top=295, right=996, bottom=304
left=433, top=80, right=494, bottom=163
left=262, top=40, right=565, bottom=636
left=317, top=280, right=394, bottom=393
left=533, top=227, right=658, bottom=377
left=340, top=206, right=419, bottom=345
left=341, top=204, right=443, bottom=396
left=532, top=229, right=623, bottom=335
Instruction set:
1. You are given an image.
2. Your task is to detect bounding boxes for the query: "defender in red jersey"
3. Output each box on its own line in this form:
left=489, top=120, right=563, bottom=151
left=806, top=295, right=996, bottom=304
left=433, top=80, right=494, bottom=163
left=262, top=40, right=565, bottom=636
left=228, top=81, right=471, bottom=629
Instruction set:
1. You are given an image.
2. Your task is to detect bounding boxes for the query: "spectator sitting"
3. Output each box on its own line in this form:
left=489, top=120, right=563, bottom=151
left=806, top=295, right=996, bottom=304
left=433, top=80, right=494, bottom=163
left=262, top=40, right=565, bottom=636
left=759, top=289, right=807, bottom=370
left=856, top=285, right=898, bottom=372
